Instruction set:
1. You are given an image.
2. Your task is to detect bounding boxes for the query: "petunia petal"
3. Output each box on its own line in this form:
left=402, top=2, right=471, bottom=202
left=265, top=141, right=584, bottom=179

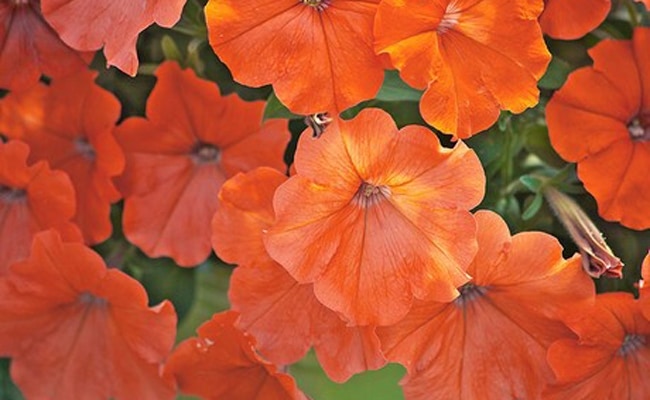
left=41, top=0, right=186, bottom=76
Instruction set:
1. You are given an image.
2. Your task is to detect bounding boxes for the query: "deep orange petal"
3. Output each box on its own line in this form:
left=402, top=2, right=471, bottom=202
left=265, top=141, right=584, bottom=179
left=539, top=0, right=610, bottom=40
left=546, top=29, right=650, bottom=230
left=205, top=0, right=383, bottom=114
left=375, top=0, right=549, bottom=138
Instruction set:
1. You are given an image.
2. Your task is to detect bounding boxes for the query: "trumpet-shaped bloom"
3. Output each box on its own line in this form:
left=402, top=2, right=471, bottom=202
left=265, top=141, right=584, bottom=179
left=546, top=28, right=650, bottom=230
left=116, top=61, right=290, bottom=266
left=204, top=0, right=384, bottom=115
left=374, top=0, right=550, bottom=138
left=545, top=293, right=650, bottom=400
left=40, top=0, right=186, bottom=76
left=0, top=140, right=78, bottom=274
left=164, top=311, right=306, bottom=400
left=0, top=230, right=177, bottom=400
left=376, top=211, right=595, bottom=400
left=539, top=0, right=610, bottom=40
left=0, top=0, right=88, bottom=91
left=212, top=167, right=386, bottom=382
left=0, top=70, right=124, bottom=244
left=265, top=108, right=485, bottom=326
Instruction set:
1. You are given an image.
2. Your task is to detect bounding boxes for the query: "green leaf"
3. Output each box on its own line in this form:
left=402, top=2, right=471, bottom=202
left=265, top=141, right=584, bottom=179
left=523, top=124, right=566, bottom=168
left=522, top=193, right=544, bottom=220
left=176, top=261, right=232, bottom=342
left=0, top=359, right=23, bottom=399
left=375, top=70, right=422, bottom=102
left=519, top=175, right=543, bottom=192
left=263, top=92, right=301, bottom=121
left=291, top=351, right=405, bottom=400
left=161, top=35, right=183, bottom=64
left=538, top=57, right=572, bottom=90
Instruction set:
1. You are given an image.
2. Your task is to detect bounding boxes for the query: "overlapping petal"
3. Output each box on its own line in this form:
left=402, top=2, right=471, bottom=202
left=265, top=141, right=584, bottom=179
left=163, top=311, right=306, bottom=400
left=0, top=70, right=124, bottom=244
left=545, top=293, right=650, bottom=400
left=540, top=0, right=610, bottom=40
left=0, top=140, right=79, bottom=274
left=547, top=28, right=650, bottom=230
left=374, top=0, right=550, bottom=138
left=0, top=230, right=177, bottom=400
left=116, top=61, right=290, bottom=266
left=205, top=0, right=384, bottom=114
left=265, top=108, right=485, bottom=326
left=41, top=0, right=186, bottom=76
left=213, top=168, right=386, bottom=381
left=376, top=211, right=595, bottom=400
left=0, top=0, right=88, bottom=91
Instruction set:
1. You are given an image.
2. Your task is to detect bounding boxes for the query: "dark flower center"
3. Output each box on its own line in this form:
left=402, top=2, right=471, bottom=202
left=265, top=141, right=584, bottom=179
left=191, top=142, right=221, bottom=164
left=78, top=292, right=108, bottom=307
left=455, top=282, right=487, bottom=306
left=0, top=185, right=26, bottom=203
left=618, top=333, right=646, bottom=356
left=302, top=0, right=330, bottom=11
left=75, top=137, right=96, bottom=160
left=353, top=182, right=390, bottom=208
left=628, top=115, right=650, bottom=141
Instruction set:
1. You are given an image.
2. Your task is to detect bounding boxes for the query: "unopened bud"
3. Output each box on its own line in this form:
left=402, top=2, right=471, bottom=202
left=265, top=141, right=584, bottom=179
left=543, top=186, right=623, bottom=279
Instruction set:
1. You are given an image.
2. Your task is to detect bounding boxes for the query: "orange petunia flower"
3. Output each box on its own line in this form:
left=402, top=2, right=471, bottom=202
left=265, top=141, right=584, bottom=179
left=376, top=210, right=595, bottom=400
left=116, top=61, right=290, bottom=267
left=545, top=292, right=650, bottom=400
left=163, top=311, right=306, bottom=400
left=374, top=0, right=550, bottom=139
left=0, top=0, right=88, bottom=91
left=539, top=0, right=610, bottom=40
left=212, top=167, right=386, bottom=382
left=546, top=28, right=650, bottom=230
left=0, top=140, right=79, bottom=274
left=0, top=230, right=177, bottom=400
left=40, top=0, right=186, bottom=76
left=204, top=0, right=384, bottom=115
left=265, top=108, right=485, bottom=326
left=0, top=70, right=124, bottom=244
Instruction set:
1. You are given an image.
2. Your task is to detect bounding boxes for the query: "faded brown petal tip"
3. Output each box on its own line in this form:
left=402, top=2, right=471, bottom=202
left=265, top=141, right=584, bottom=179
left=544, top=186, right=624, bottom=279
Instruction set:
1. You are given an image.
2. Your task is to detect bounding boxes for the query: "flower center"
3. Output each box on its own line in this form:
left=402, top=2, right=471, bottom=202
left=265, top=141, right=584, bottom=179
left=0, top=185, right=26, bottom=203
left=353, top=182, right=390, bottom=208
left=302, top=0, right=330, bottom=11
left=74, top=137, right=96, bottom=160
left=11, top=0, right=29, bottom=6
left=77, top=292, right=108, bottom=307
left=191, top=142, right=221, bottom=164
left=628, top=116, right=650, bottom=141
left=437, top=1, right=461, bottom=34
left=618, top=333, right=646, bottom=356
left=455, top=282, right=486, bottom=306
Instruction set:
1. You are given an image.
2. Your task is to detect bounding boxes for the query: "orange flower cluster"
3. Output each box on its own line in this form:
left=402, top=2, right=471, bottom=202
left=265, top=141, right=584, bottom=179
left=0, top=0, right=649, bottom=399
left=205, top=0, right=551, bottom=138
